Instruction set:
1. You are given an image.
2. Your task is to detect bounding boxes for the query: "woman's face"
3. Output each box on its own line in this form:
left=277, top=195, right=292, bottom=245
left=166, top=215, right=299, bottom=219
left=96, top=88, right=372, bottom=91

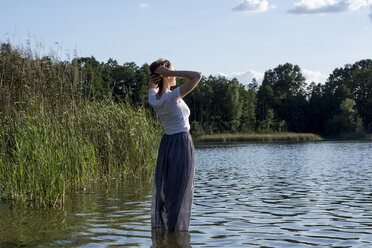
left=168, top=64, right=176, bottom=86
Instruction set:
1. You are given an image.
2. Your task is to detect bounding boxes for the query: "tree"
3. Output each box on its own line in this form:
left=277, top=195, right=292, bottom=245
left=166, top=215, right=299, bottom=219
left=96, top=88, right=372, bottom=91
left=77, top=56, right=105, bottom=100
left=208, top=76, right=231, bottom=132
left=327, top=59, right=372, bottom=132
left=326, top=98, right=364, bottom=137
left=226, top=79, right=242, bottom=132
left=307, top=82, right=327, bottom=134
left=262, top=63, right=306, bottom=97
left=240, top=88, right=256, bottom=132
left=260, top=63, right=308, bottom=132
left=256, top=84, right=274, bottom=123
left=257, top=108, right=274, bottom=133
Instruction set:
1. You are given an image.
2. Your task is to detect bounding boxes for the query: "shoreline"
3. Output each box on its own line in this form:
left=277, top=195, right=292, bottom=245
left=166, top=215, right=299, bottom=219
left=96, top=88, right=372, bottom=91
left=194, top=133, right=372, bottom=145
left=193, top=132, right=323, bottom=144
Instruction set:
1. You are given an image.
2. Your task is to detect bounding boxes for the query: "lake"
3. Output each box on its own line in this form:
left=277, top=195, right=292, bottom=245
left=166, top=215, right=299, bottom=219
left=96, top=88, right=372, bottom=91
left=1, top=141, right=372, bottom=247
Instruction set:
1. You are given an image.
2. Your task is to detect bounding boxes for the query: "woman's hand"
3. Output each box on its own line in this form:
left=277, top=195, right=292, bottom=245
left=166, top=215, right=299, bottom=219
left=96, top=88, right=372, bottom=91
left=150, top=73, right=161, bottom=85
left=149, top=70, right=162, bottom=89
left=155, top=66, right=174, bottom=77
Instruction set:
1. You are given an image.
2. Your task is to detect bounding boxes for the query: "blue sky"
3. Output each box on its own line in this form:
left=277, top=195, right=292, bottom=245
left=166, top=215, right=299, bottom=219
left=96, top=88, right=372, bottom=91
left=1, top=0, right=372, bottom=85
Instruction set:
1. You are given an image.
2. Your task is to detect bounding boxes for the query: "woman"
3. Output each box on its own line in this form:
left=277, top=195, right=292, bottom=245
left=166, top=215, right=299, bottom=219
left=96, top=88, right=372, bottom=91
left=148, top=59, right=202, bottom=231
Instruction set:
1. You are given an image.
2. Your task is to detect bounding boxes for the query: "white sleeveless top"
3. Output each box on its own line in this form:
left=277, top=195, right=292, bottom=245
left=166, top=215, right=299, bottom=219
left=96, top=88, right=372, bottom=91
left=148, top=87, right=190, bottom=135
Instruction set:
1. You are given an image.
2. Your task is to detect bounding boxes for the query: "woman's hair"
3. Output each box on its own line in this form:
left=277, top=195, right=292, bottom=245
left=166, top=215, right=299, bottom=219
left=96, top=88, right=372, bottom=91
left=149, top=59, right=172, bottom=93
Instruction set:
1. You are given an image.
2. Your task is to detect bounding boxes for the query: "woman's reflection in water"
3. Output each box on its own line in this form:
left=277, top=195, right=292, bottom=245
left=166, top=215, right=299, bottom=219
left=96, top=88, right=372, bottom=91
left=151, top=229, right=191, bottom=248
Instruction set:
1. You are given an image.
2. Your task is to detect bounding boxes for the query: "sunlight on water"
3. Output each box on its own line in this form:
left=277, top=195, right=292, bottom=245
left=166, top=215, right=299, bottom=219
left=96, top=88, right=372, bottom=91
left=1, top=141, right=372, bottom=247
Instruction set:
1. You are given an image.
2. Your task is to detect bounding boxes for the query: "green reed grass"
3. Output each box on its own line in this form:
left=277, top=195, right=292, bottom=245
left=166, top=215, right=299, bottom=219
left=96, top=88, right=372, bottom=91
left=0, top=97, right=162, bottom=208
left=194, top=132, right=322, bottom=144
left=0, top=41, right=163, bottom=207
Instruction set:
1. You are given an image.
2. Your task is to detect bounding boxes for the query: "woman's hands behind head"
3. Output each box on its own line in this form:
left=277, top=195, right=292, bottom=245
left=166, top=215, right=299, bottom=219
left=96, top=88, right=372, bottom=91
left=150, top=73, right=161, bottom=85
left=155, top=66, right=174, bottom=77
left=150, top=66, right=172, bottom=85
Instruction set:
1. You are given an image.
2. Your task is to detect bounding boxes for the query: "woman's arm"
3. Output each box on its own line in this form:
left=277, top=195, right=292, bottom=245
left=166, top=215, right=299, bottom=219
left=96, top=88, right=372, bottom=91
left=155, top=67, right=202, bottom=98
left=175, top=70, right=202, bottom=98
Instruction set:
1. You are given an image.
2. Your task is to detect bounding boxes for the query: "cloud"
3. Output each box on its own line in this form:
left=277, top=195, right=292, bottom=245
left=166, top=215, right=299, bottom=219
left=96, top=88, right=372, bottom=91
left=139, top=3, right=150, bottom=8
left=218, top=70, right=265, bottom=85
left=347, top=0, right=370, bottom=10
left=288, top=0, right=369, bottom=14
left=302, top=69, right=328, bottom=83
left=232, top=0, right=276, bottom=13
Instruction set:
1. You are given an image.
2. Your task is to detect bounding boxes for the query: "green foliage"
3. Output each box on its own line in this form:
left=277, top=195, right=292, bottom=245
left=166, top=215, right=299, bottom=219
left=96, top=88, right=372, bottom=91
left=326, top=98, right=364, bottom=138
left=0, top=97, right=161, bottom=207
left=185, top=60, right=371, bottom=138
left=190, top=120, right=204, bottom=137
left=262, top=63, right=307, bottom=97
left=195, top=132, right=322, bottom=144
left=260, top=63, right=308, bottom=132
left=0, top=42, right=161, bottom=207
left=326, top=60, right=372, bottom=133
left=256, top=85, right=274, bottom=122
left=257, top=108, right=274, bottom=133
left=1, top=41, right=372, bottom=206
left=226, top=79, right=243, bottom=128
left=1, top=40, right=372, bottom=208
left=240, top=88, right=256, bottom=132
left=3, top=37, right=368, bottom=138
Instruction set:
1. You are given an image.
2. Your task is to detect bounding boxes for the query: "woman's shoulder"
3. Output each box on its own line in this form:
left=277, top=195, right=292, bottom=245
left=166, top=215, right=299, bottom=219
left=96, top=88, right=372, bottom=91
left=165, top=87, right=180, bottom=103
left=149, top=87, right=180, bottom=105
left=148, top=88, right=160, bottom=106
left=149, top=88, right=158, bottom=95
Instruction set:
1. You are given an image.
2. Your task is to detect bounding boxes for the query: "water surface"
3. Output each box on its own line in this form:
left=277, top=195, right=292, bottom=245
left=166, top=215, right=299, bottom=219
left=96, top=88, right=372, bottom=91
left=1, top=141, right=371, bottom=247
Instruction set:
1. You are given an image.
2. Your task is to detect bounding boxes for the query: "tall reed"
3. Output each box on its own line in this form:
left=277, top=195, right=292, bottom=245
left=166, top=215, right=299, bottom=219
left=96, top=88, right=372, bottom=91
left=194, top=132, right=322, bottom=144
left=0, top=41, right=162, bottom=207
left=0, top=97, right=162, bottom=207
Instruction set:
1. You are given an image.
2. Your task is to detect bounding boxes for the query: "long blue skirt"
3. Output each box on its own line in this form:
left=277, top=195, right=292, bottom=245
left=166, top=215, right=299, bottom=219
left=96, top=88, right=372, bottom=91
left=151, top=132, right=195, bottom=231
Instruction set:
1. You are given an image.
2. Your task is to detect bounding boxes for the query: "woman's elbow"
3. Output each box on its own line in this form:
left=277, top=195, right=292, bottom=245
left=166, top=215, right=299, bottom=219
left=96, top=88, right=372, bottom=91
left=196, top=72, right=202, bottom=81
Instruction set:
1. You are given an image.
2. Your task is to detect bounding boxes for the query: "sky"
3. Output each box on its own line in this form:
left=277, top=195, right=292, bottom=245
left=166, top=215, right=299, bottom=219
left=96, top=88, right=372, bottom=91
left=1, top=0, right=372, bottom=85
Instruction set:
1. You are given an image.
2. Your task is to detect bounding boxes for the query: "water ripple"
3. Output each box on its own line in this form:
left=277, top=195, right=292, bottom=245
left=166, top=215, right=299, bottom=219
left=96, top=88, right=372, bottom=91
left=1, top=141, right=372, bottom=247
left=190, top=141, right=372, bottom=247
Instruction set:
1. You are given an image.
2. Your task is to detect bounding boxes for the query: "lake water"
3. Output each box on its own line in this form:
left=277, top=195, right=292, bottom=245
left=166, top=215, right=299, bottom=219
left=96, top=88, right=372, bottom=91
left=1, top=141, right=372, bottom=247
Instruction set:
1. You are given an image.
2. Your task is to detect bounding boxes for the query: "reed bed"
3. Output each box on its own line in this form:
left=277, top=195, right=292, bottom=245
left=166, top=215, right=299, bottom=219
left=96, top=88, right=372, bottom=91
left=0, top=97, right=162, bottom=207
left=194, top=132, right=322, bottom=144
left=0, top=41, right=163, bottom=207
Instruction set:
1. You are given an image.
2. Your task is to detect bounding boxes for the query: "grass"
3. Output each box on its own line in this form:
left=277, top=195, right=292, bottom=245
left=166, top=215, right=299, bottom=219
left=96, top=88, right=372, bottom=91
left=0, top=41, right=163, bottom=207
left=0, top=97, right=162, bottom=208
left=194, top=132, right=323, bottom=144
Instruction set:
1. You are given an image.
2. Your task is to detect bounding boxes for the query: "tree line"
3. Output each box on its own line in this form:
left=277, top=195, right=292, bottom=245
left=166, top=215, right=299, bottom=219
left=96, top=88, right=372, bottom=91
left=186, top=62, right=371, bottom=138
left=1, top=42, right=371, bottom=138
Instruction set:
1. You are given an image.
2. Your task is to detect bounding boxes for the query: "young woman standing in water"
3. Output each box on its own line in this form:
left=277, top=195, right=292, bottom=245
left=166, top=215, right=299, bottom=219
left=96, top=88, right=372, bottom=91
left=148, top=59, right=202, bottom=231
